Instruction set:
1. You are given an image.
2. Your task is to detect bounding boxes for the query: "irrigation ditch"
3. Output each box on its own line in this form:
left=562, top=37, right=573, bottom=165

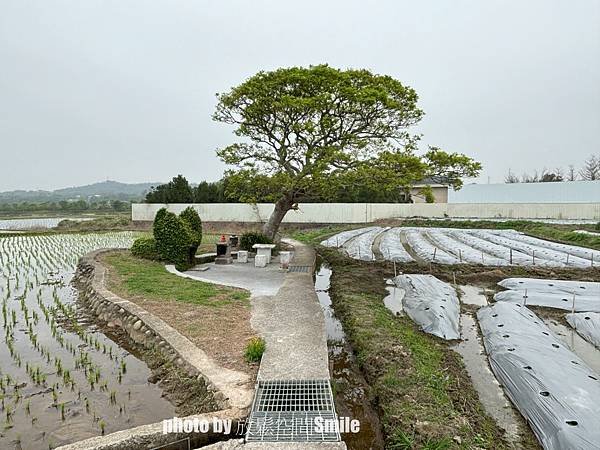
left=314, top=258, right=385, bottom=450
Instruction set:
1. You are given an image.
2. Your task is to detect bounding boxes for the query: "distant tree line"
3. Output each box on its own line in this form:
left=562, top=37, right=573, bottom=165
left=144, top=176, right=232, bottom=203
left=505, top=154, right=600, bottom=183
left=0, top=199, right=130, bottom=214
left=144, top=175, right=418, bottom=204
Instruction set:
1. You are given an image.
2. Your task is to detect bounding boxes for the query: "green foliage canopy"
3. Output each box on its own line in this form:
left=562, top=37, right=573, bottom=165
left=213, top=65, right=481, bottom=237
left=145, top=175, right=195, bottom=203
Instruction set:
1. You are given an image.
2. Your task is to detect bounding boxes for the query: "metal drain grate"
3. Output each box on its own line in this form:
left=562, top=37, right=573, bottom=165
left=246, top=380, right=340, bottom=442
left=288, top=265, right=311, bottom=273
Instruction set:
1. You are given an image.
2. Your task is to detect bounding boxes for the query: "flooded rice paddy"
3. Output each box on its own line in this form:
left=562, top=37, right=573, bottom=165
left=0, top=232, right=175, bottom=450
left=0, top=217, right=92, bottom=231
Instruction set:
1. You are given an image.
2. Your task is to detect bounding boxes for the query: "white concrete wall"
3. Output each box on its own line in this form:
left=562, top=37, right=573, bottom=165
left=132, top=202, right=600, bottom=223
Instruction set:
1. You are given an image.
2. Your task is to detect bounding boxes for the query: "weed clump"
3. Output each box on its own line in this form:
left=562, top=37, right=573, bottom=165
left=244, top=337, right=266, bottom=363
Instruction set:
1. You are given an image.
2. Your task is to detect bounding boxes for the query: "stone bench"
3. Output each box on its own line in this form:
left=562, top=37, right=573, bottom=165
left=252, top=243, right=276, bottom=265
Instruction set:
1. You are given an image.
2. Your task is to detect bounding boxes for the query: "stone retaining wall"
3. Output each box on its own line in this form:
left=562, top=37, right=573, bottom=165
left=57, top=250, right=253, bottom=450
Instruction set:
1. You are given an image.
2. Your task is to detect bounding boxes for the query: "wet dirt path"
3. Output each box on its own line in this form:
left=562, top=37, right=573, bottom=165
left=453, top=284, right=533, bottom=447
left=370, top=229, right=386, bottom=261
left=399, top=230, right=426, bottom=264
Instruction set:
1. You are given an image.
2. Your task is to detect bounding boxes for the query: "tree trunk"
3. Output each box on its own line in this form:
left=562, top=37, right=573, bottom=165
left=262, top=195, right=294, bottom=240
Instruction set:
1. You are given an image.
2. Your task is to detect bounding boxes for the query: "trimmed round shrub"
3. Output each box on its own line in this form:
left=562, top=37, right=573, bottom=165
left=239, top=232, right=273, bottom=252
left=153, top=208, right=168, bottom=241
left=153, top=208, right=193, bottom=270
left=131, top=236, right=159, bottom=260
left=179, top=207, right=203, bottom=247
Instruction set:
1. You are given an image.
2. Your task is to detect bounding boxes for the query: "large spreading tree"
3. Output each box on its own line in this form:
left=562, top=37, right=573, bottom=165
left=214, top=65, right=481, bottom=239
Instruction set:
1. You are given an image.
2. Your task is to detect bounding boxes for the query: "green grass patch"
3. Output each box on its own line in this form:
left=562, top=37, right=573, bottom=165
left=201, top=233, right=222, bottom=244
left=54, top=215, right=133, bottom=231
left=102, top=252, right=249, bottom=306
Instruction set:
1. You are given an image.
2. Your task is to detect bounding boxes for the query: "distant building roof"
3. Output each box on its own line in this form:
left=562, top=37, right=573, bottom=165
left=449, top=180, right=600, bottom=203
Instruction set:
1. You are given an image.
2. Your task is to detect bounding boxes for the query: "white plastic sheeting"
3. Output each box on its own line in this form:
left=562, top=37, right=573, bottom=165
left=465, top=230, right=541, bottom=266
left=494, top=290, right=600, bottom=312
left=509, top=233, right=600, bottom=266
left=566, top=313, right=600, bottom=349
left=343, top=227, right=385, bottom=261
left=393, top=274, right=460, bottom=340
left=489, top=230, right=595, bottom=268
left=499, top=278, right=600, bottom=296
left=495, top=278, right=600, bottom=312
left=446, top=230, right=517, bottom=265
left=378, top=228, right=413, bottom=262
left=320, top=227, right=377, bottom=248
left=323, top=227, right=600, bottom=267
left=574, top=230, right=600, bottom=236
left=404, top=228, right=459, bottom=264
left=424, top=228, right=507, bottom=266
left=471, top=230, right=576, bottom=267
left=478, top=302, right=600, bottom=450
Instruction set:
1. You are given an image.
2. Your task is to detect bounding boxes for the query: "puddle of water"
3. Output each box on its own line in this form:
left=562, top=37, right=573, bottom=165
left=544, top=319, right=600, bottom=374
left=383, top=280, right=404, bottom=316
left=315, top=264, right=346, bottom=342
left=314, top=260, right=385, bottom=450
left=457, top=284, right=488, bottom=307
left=452, top=313, right=521, bottom=443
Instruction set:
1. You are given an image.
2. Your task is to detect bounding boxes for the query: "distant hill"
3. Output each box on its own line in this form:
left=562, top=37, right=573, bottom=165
left=0, top=181, right=161, bottom=203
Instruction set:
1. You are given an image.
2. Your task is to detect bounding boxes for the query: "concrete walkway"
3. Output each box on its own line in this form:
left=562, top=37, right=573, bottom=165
left=251, top=239, right=329, bottom=381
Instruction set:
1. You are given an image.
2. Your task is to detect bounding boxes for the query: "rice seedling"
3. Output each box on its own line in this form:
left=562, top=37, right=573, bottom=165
left=0, top=231, right=151, bottom=447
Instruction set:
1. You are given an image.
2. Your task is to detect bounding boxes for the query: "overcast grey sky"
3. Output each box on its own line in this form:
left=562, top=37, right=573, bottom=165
left=1, top=0, right=599, bottom=191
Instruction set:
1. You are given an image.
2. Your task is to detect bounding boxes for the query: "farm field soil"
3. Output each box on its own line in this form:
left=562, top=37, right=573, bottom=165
left=100, top=251, right=256, bottom=376
left=319, top=247, right=541, bottom=449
